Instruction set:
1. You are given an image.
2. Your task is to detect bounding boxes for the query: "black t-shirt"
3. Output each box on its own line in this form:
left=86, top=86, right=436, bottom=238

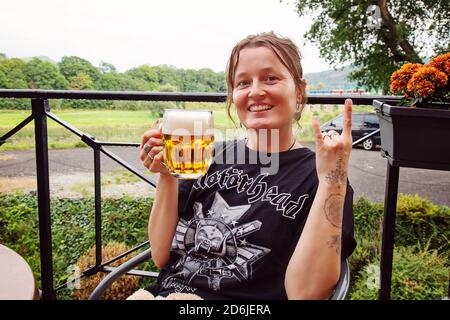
left=153, top=140, right=356, bottom=300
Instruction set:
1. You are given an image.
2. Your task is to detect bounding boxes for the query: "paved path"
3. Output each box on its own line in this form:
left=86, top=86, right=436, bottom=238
left=1, top=145, right=449, bottom=206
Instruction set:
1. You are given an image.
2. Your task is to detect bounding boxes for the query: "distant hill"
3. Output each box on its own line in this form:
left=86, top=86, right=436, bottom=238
left=304, top=65, right=362, bottom=91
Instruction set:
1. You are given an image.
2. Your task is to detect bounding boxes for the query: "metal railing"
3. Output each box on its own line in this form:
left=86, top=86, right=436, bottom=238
left=0, top=89, right=398, bottom=300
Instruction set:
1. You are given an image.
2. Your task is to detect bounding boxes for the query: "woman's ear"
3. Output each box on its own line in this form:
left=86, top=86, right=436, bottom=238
left=296, top=79, right=307, bottom=103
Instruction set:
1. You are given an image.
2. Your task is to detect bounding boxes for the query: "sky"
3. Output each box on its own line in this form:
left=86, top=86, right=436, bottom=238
left=0, top=0, right=331, bottom=74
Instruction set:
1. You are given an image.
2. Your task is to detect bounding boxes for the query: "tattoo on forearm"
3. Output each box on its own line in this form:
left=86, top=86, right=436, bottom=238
left=324, top=151, right=347, bottom=187
left=324, top=193, right=344, bottom=228
left=327, top=235, right=341, bottom=256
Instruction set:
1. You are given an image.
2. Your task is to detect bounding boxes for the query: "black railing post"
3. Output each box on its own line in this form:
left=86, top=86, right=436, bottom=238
left=379, top=163, right=400, bottom=300
left=94, top=147, right=102, bottom=267
left=31, top=98, right=55, bottom=300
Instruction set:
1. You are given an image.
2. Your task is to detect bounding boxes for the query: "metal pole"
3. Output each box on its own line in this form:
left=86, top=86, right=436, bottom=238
left=379, top=163, right=400, bottom=300
left=31, top=98, right=55, bottom=300
left=94, top=147, right=102, bottom=267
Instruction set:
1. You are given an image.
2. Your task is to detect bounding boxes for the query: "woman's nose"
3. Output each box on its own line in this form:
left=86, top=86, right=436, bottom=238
left=248, top=81, right=266, bottom=98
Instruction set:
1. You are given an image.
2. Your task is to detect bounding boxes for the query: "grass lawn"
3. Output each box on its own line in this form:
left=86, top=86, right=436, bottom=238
left=0, top=108, right=236, bottom=150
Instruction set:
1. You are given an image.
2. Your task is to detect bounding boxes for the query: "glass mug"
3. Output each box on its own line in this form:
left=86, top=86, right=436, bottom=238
left=162, top=109, right=214, bottom=179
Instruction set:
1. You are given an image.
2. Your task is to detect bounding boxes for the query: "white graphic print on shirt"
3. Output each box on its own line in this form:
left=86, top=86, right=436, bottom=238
left=162, top=192, right=271, bottom=292
left=194, top=167, right=309, bottom=219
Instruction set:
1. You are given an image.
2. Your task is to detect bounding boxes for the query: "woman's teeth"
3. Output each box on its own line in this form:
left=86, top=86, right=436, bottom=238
left=248, top=105, right=274, bottom=112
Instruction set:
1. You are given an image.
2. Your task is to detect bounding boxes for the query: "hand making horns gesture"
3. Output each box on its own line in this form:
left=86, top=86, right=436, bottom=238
left=312, top=98, right=353, bottom=188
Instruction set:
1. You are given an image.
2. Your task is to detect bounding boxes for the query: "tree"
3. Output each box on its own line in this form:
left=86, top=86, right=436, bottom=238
left=97, top=72, right=148, bottom=91
left=293, top=0, right=450, bottom=93
left=125, top=65, right=159, bottom=90
left=99, top=61, right=117, bottom=74
left=0, top=58, right=28, bottom=88
left=24, top=58, right=68, bottom=89
left=69, top=72, right=94, bottom=90
left=58, top=56, right=101, bottom=85
left=0, top=69, right=7, bottom=88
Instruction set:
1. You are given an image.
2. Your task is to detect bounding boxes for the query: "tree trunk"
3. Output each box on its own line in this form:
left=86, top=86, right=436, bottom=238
left=377, top=0, right=422, bottom=63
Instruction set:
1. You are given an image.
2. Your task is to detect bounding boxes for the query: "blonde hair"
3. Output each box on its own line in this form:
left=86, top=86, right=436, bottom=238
left=225, top=32, right=307, bottom=126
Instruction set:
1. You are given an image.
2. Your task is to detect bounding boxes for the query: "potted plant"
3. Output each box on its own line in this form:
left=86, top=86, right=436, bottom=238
left=373, top=52, right=450, bottom=170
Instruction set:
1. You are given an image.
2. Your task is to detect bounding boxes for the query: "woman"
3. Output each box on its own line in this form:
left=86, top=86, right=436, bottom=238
left=138, top=32, right=356, bottom=300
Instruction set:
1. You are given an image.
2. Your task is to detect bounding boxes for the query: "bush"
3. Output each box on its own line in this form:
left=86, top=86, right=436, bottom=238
left=352, top=194, right=449, bottom=255
left=349, top=195, right=449, bottom=293
left=0, top=98, right=31, bottom=109
left=350, top=245, right=448, bottom=300
left=72, top=242, right=140, bottom=300
left=349, top=197, right=383, bottom=281
left=395, top=194, right=449, bottom=252
left=1, top=192, right=447, bottom=300
left=0, top=193, right=153, bottom=287
left=0, top=194, right=41, bottom=278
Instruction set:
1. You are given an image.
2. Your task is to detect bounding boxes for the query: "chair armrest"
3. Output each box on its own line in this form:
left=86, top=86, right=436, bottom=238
left=330, top=259, right=350, bottom=300
left=88, top=248, right=152, bottom=300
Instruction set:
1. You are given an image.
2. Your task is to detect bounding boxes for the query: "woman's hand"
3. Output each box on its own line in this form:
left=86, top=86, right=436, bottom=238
left=140, top=124, right=170, bottom=176
left=311, top=99, right=353, bottom=189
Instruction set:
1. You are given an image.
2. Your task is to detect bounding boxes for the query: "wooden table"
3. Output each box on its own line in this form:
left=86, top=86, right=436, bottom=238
left=0, top=244, right=39, bottom=300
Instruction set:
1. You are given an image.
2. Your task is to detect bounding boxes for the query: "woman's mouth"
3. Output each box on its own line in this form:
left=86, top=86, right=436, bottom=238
left=248, top=105, right=274, bottom=112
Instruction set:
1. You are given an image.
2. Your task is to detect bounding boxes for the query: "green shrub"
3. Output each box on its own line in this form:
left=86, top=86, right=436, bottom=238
left=352, top=194, right=449, bottom=255
left=0, top=194, right=41, bottom=278
left=353, top=196, right=384, bottom=239
left=350, top=245, right=448, bottom=300
left=350, top=197, right=383, bottom=281
left=0, top=193, right=153, bottom=288
left=395, top=194, right=449, bottom=252
left=350, top=195, right=449, bottom=294
left=0, top=98, right=31, bottom=109
left=1, top=192, right=448, bottom=300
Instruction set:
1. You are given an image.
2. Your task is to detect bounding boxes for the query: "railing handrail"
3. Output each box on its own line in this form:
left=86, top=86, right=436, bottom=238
left=0, top=89, right=401, bottom=104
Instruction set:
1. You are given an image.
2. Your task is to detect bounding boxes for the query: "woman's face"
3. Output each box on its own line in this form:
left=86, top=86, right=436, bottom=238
left=232, top=46, right=301, bottom=130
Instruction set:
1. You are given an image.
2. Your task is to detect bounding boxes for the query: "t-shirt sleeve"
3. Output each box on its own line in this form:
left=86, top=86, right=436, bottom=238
left=341, top=180, right=356, bottom=260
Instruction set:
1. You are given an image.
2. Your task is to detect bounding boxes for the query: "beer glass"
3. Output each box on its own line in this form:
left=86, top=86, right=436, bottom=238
left=162, top=109, right=214, bottom=179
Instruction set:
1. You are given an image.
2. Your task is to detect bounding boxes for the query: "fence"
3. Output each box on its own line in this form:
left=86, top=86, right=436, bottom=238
left=0, top=89, right=398, bottom=299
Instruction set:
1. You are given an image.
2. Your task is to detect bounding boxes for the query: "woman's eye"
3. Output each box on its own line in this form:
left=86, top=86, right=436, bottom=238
left=237, top=80, right=249, bottom=87
left=266, top=75, right=278, bottom=82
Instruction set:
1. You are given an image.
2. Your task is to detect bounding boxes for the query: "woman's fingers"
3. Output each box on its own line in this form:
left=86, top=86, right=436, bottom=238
left=140, top=136, right=163, bottom=161
left=140, top=122, right=168, bottom=174
left=143, top=148, right=168, bottom=174
left=150, top=150, right=169, bottom=174
left=140, top=128, right=162, bottom=149
left=312, top=116, right=324, bottom=148
left=341, top=99, right=353, bottom=138
left=143, top=146, right=162, bottom=168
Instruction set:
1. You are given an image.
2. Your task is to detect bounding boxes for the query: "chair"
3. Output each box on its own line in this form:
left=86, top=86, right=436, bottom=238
left=89, top=248, right=351, bottom=300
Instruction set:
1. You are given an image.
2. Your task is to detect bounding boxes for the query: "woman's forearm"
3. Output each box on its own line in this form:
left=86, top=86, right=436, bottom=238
left=285, top=182, right=346, bottom=299
left=148, top=174, right=180, bottom=268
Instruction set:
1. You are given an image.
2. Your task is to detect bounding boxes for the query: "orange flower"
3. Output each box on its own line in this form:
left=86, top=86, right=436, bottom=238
left=406, top=66, right=448, bottom=98
left=428, top=52, right=450, bottom=75
left=390, top=63, right=422, bottom=94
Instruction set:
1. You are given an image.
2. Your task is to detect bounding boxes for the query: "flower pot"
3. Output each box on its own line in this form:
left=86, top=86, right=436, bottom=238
left=373, top=99, right=450, bottom=170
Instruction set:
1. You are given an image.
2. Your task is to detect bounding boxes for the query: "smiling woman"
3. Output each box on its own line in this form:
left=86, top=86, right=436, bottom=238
left=137, top=32, right=356, bottom=300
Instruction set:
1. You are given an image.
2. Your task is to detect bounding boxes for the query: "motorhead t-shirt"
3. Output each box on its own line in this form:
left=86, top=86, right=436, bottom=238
left=154, top=140, right=356, bottom=299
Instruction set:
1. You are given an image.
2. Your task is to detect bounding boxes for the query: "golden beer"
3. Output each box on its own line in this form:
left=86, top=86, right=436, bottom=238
left=162, top=110, right=214, bottom=179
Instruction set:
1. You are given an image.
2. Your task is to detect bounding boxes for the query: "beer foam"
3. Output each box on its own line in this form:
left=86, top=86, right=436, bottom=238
left=162, top=110, right=213, bottom=135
